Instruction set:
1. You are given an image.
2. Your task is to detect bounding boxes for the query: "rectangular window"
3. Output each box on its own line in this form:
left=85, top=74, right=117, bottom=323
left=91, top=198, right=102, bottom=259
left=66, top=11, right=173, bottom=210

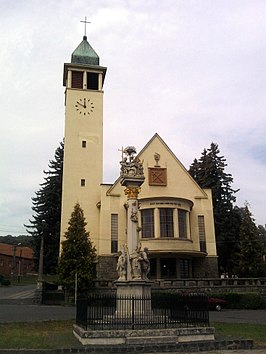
left=160, top=258, right=176, bottom=278
left=87, top=73, right=99, bottom=90
left=141, top=209, right=154, bottom=238
left=72, top=71, right=83, bottom=89
left=111, top=214, right=118, bottom=253
left=180, top=259, right=190, bottom=278
left=81, top=179, right=86, bottom=187
left=178, top=209, right=187, bottom=239
left=159, top=208, right=174, bottom=237
left=198, top=215, right=207, bottom=252
left=82, top=140, right=86, bottom=148
left=149, top=258, right=157, bottom=278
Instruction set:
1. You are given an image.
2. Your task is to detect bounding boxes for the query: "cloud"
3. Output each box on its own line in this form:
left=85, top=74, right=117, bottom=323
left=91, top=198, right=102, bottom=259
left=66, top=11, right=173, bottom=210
left=0, top=0, right=265, bottom=235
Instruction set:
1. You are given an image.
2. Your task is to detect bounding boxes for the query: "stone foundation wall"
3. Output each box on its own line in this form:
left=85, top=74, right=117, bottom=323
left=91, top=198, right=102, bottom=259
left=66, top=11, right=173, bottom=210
left=97, top=255, right=218, bottom=283
left=96, top=255, right=118, bottom=282
left=96, top=255, right=219, bottom=285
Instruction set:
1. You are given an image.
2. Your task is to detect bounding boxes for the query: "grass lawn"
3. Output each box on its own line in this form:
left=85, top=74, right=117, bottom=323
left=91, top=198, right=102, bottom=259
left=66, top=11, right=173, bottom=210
left=212, top=322, right=266, bottom=347
left=0, top=320, right=266, bottom=349
left=0, top=320, right=82, bottom=349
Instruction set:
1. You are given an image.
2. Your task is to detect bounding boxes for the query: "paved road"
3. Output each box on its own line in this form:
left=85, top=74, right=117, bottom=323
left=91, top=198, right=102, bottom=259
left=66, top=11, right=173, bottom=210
left=1, top=286, right=266, bottom=353
left=0, top=284, right=75, bottom=323
left=0, top=303, right=76, bottom=323
left=0, top=284, right=35, bottom=299
left=1, top=285, right=266, bottom=325
left=210, top=309, right=266, bottom=325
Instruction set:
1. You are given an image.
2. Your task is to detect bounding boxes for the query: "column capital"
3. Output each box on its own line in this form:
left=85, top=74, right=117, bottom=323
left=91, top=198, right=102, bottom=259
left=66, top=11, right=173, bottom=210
left=124, top=186, right=141, bottom=199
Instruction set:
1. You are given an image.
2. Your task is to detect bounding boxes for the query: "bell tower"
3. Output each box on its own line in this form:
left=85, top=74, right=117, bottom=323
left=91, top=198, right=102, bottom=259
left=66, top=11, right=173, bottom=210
left=60, top=34, right=107, bottom=246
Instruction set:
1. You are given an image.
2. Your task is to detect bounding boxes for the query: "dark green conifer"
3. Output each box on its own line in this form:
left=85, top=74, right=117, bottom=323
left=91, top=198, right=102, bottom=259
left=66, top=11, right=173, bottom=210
left=238, top=204, right=265, bottom=277
left=57, top=203, right=96, bottom=292
left=189, top=143, right=239, bottom=274
left=25, top=141, right=64, bottom=274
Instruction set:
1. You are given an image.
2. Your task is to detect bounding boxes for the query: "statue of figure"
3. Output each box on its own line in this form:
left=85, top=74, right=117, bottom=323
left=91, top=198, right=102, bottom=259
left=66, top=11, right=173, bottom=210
left=120, top=146, right=144, bottom=179
left=130, top=245, right=142, bottom=280
left=141, top=248, right=150, bottom=281
left=130, top=210, right=138, bottom=223
left=116, top=246, right=127, bottom=281
left=134, top=157, right=144, bottom=176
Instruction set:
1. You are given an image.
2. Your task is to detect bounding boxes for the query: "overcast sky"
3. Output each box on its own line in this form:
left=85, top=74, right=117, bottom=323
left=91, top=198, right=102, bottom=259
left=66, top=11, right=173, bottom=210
left=0, top=0, right=265, bottom=236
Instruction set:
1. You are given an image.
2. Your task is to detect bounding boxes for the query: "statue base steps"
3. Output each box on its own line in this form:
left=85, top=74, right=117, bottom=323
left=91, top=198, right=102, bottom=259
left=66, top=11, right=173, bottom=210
left=73, top=325, right=215, bottom=346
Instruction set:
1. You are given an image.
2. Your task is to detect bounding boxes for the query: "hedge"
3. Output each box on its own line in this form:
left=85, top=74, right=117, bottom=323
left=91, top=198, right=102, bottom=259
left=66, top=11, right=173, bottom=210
left=208, top=292, right=263, bottom=309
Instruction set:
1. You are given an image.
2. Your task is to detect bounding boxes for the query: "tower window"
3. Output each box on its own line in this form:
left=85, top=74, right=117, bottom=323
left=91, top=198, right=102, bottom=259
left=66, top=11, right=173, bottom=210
left=87, top=73, right=99, bottom=90
left=82, top=140, right=86, bottom=148
left=81, top=179, right=86, bottom=187
left=72, top=71, right=83, bottom=89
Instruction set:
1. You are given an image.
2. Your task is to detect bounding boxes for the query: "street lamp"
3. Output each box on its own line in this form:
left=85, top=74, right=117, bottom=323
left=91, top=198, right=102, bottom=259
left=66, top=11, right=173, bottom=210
left=38, top=235, right=44, bottom=282
left=18, top=248, right=22, bottom=283
left=36, top=221, right=45, bottom=290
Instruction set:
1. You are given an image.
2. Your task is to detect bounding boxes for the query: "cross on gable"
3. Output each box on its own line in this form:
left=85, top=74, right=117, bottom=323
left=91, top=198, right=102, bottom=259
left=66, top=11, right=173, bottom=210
left=118, top=147, right=124, bottom=161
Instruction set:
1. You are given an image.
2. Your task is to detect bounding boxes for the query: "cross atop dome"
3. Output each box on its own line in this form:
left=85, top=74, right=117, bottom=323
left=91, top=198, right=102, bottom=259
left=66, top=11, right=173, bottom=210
left=80, top=16, right=91, bottom=39
left=71, top=17, right=99, bottom=65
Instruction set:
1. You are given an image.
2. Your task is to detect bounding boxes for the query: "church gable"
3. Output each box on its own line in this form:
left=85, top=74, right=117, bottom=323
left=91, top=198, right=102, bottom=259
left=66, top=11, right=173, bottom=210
left=137, top=133, right=207, bottom=201
left=106, top=133, right=207, bottom=201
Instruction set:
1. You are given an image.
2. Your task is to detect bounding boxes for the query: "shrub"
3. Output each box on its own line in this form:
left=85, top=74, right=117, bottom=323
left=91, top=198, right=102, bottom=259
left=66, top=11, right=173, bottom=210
left=209, top=292, right=263, bottom=309
left=0, top=276, right=11, bottom=286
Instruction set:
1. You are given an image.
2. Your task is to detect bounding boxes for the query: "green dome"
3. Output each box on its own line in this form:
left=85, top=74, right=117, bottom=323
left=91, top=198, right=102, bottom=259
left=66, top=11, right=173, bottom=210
left=71, top=36, right=99, bottom=65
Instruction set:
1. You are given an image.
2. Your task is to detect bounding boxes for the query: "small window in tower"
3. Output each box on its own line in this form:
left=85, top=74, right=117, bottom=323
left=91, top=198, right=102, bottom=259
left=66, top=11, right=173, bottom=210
left=87, top=73, right=99, bottom=90
left=72, top=71, right=83, bottom=89
left=82, top=140, right=87, bottom=148
left=81, top=179, right=86, bottom=187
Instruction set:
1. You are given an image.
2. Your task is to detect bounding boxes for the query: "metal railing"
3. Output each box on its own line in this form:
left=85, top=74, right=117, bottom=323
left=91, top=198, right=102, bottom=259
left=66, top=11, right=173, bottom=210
left=76, top=292, right=209, bottom=330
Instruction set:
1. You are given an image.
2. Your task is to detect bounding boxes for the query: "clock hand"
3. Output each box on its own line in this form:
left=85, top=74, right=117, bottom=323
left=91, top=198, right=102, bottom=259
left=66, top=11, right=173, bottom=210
left=76, top=101, right=84, bottom=107
left=84, top=98, right=86, bottom=108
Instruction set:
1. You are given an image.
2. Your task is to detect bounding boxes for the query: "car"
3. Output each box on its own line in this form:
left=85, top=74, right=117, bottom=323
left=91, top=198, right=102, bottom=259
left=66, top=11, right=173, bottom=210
left=208, top=297, right=228, bottom=311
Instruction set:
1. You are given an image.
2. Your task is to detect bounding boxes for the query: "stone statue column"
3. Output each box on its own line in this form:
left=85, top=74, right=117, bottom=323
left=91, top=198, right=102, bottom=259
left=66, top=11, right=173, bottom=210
left=115, top=147, right=152, bottom=315
left=120, top=146, right=145, bottom=256
left=124, top=186, right=141, bottom=255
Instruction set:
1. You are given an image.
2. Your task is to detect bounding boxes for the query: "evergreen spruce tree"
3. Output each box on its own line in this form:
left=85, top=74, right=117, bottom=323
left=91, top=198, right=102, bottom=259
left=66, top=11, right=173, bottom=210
left=257, top=225, right=266, bottom=276
left=57, top=203, right=96, bottom=292
left=189, top=143, right=240, bottom=274
left=238, top=204, right=265, bottom=277
left=25, top=141, right=64, bottom=274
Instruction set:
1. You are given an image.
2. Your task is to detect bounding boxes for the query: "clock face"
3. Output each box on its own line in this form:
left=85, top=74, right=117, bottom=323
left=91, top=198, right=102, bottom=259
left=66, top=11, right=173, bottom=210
left=75, top=97, right=94, bottom=116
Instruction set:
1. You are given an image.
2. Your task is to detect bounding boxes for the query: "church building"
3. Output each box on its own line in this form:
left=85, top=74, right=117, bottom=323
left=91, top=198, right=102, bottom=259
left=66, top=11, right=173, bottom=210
left=60, top=35, right=218, bottom=281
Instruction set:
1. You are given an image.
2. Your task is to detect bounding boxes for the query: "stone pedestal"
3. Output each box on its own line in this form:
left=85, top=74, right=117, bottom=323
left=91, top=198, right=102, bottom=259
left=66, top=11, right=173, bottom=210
left=115, top=280, right=153, bottom=316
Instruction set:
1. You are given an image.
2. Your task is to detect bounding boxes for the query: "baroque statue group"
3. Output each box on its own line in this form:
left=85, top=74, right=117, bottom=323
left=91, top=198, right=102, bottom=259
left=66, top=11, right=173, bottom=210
left=116, top=245, right=150, bottom=282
